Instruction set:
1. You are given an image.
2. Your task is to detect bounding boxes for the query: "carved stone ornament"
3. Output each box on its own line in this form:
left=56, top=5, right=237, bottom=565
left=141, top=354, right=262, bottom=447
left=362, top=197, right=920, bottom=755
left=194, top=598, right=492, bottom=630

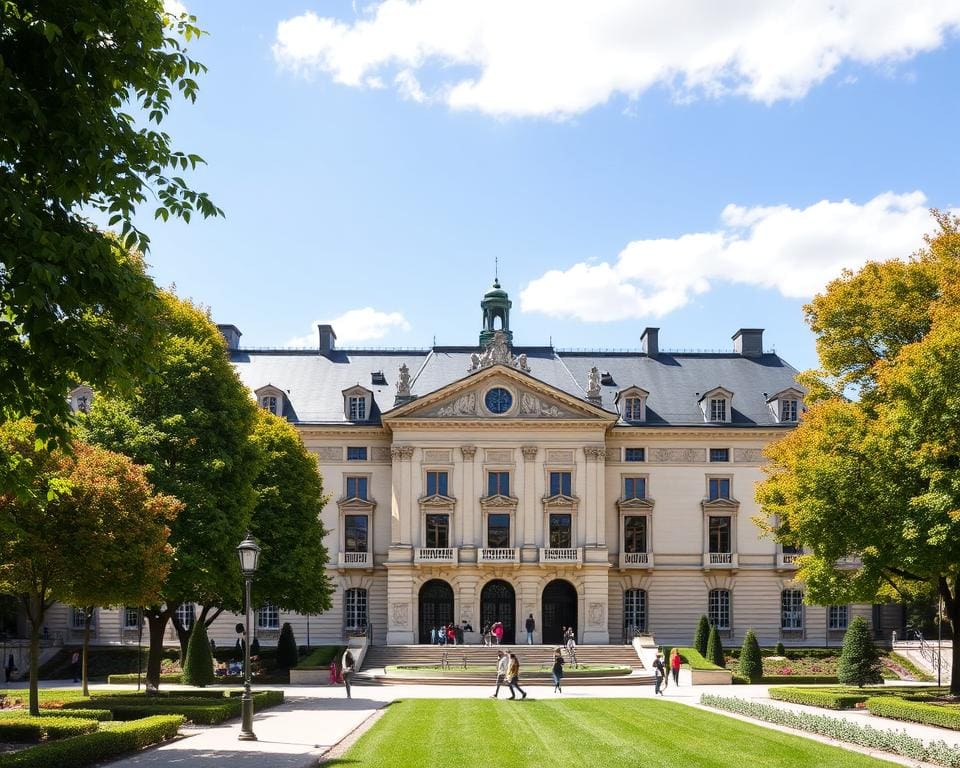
left=316, top=447, right=343, bottom=462
left=521, top=445, right=539, bottom=461
left=586, top=366, right=601, bottom=399
left=649, top=447, right=707, bottom=464
left=734, top=448, right=765, bottom=463
left=589, top=602, right=605, bottom=626
left=396, top=363, right=411, bottom=397
left=468, top=331, right=531, bottom=372
left=460, top=445, right=478, bottom=460
left=371, top=446, right=392, bottom=463
left=583, top=446, right=607, bottom=461
left=518, top=391, right=565, bottom=418
left=437, top=392, right=479, bottom=417
left=391, top=603, right=409, bottom=627
left=391, top=445, right=415, bottom=461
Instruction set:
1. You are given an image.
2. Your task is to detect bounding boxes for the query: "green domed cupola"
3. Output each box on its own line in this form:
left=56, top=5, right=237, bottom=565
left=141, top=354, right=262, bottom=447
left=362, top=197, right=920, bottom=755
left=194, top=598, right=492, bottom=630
left=480, top=278, right=512, bottom=346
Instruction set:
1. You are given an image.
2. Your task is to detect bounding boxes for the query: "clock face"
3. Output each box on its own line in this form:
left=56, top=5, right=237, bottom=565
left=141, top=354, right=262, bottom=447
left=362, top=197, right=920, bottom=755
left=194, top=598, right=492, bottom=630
left=484, top=387, right=513, bottom=415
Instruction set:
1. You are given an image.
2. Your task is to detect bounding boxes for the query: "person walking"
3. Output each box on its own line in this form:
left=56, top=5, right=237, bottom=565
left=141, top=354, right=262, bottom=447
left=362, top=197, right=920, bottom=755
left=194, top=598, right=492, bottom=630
left=341, top=648, right=355, bottom=699
left=525, top=614, right=536, bottom=645
left=565, top=630, right=577, bottom=668
left=652, top=651, right=665, bottom=695
left=506, top=653, right=527, bottom=700
left=669, top=648, right=681, bottom=686
left=491, top=650, right=509, bottom=698
left=551, top=648, right=565, bottom=693
left=70, top=650, right=80, bottom=683
left=4, top=654, right=15, bottom=683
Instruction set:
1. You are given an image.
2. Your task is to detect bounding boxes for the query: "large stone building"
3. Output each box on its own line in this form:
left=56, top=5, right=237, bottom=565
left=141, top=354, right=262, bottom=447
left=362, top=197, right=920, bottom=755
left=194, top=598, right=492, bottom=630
left=25, top=281, right=880, bottom=651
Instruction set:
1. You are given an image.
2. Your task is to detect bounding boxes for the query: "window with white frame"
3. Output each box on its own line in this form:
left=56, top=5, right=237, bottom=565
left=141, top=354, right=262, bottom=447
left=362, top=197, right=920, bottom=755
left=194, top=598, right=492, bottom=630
left=345, top=588, right=368, bottom=630
left=426, top=470, right=449, bottom=497
left=710, top=398, right=727, bottom=422
left=344, top=515, right=369, bottom=553
left=781, top=589, right=804, bottom=630
left=623, top=476, right=646, bottom=500
left=623, top=397, right=643, bottom=422
left=828, top=605, right=849, bottom=631
left=781, top=399, right=799, bottom=422
left=549, top=471, right=572, bottom=497
left=348, top=395, right=366, bottom=421
left=425, top=513, right=450, bottom=548
left=708, top=589, right=730, bottom=630
left=487, top=471, right=510, bottom=497
left=71, top=607, right=95, bottom=629
left=257, top=602, right=280, bottom=630
left=175, top=603, right=195, bottom=630
left=261, top=395, right=279, bottom=415
left=624, top=589, right=647, bottom=634
left=346, top=476, right=368, bottom=500
left=548, top=513, right=572, bottom=547
left=623, top=516, right=647, bottom=553
left=123, top=607, right=140, bottom=630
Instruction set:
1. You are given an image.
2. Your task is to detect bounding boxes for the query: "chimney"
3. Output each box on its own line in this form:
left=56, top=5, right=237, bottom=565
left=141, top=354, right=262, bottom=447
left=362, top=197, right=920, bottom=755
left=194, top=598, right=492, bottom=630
left=641, top=327, right=659, bottom=357
left=732, top=328, right=764, bottom=358
left=216, top=324, right=242, bottom=351
left=318, top=324, right=337, bottom=356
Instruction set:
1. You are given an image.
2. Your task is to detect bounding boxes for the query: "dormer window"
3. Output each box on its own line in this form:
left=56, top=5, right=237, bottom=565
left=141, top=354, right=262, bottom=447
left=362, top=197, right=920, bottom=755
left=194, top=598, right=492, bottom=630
left=262, top=396, right=278, bottom=415
left=616, top=386, right=649, bottom=423
left=710, top=398, right=726, bottom=422
left=343, top=385, right=373, bottom=422
left=699, top=386, right=733, bottom=424
left=781, top=399, right=798, bottom=422
left=767, top=388, right=804, bottom=423
left=255, top=385, right=286, bottom=418
left=349, top=396, right=365, bottom=420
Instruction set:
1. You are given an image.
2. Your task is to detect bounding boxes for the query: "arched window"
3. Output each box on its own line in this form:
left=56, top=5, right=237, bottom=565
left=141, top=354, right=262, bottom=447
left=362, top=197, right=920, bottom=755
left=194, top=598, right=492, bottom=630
left=345, top=588, right=368, bottom=630
left=708, top=589, right=730, bottom=630
left=624, top=589, right=647, bottom=636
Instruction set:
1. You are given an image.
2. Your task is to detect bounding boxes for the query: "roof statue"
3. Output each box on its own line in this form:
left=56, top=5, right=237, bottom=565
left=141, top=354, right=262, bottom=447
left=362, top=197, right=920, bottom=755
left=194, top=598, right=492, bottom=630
left=396, top=363, right=411, bottom=398
left=468, top=330, right=531, bottom=373
left=586, top=366, right=601, bottom=400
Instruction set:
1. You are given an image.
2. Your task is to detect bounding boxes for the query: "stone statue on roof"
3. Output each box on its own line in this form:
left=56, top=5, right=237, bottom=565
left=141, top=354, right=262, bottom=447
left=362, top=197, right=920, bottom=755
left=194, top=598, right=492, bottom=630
left=586, top=366, right=601, bottom=399
left=396, top=363, right=411, bottom=398
left=468, top=330, right=531, bottom=373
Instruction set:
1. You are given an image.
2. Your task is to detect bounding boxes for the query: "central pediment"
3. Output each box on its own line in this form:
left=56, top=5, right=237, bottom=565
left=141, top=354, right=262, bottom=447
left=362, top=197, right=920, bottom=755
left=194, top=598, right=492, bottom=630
left=383, top=365, right=615, bottom=424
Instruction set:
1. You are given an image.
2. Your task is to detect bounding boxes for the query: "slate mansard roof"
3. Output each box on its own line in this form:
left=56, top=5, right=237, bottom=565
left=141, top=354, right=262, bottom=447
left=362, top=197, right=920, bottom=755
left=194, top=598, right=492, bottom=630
left=227, top=338, right=803, bottom=429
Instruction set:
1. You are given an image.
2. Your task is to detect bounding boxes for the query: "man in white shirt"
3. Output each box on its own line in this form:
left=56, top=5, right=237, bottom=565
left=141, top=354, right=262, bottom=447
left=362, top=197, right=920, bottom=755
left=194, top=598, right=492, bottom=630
left=491, top=650, right=509, bottom=698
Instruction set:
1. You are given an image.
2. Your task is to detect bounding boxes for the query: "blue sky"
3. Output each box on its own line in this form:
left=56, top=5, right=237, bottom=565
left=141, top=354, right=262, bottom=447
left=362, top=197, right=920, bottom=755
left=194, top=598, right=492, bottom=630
left=141, top=1, right=960, bottom=371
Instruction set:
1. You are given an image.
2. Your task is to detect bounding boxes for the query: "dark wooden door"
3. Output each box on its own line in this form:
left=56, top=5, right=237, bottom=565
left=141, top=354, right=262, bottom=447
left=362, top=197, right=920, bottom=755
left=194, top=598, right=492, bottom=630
left=480, top=579, right=516, bottom=644
left=542, top=579, right=577, bottom=644
left=418, top=579, right=454, bottom=644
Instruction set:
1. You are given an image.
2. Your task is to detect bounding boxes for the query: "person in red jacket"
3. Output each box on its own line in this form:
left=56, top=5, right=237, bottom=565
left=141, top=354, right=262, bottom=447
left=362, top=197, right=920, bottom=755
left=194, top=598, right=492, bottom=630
left=670, top=647, right=681, bottom=686
left=447, top=624, right=456, bottom=646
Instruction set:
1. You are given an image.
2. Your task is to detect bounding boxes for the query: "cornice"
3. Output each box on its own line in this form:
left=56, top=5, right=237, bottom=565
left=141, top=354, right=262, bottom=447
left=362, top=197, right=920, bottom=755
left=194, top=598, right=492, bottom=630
left=337, top=497, right=378, bottom=512
left=541, top=493, right=579, bottom=509
left=479, top=494, right=519, bottom=510
left=418, top=494, right=457, bottom=510
left=297, top=426, right=391, bottom=439
left=386, top=418, right=611, bottom=430
left=608, top=425, right=791, bottom=439
left=701, top=497, right=741, bottom=512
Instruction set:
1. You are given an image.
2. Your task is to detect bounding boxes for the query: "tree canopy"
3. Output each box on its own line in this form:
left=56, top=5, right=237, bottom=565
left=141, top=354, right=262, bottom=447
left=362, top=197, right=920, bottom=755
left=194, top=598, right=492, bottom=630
left=0, top=1, right=221, bottom=482
left=757, top=211, right=960, bottom=694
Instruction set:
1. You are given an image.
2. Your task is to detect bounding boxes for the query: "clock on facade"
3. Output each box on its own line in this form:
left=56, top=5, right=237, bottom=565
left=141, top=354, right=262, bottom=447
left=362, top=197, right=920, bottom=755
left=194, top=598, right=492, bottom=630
left=484, top=387, right=513, bottom=414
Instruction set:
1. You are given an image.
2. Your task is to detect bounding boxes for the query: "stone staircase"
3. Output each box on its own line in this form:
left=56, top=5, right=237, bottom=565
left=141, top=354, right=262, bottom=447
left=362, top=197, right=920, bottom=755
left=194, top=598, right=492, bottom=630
left=358, top=644, right=652, bottom=686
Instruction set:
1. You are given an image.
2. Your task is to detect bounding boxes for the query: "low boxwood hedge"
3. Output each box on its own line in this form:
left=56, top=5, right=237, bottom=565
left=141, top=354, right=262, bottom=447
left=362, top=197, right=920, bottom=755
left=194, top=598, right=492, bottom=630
left=866, top=697, right=960, bottom=731
left=670, top=646, right=724, bottom=671
left=768, top=686, right=869, bottom=710
left=0, top=715, right=184, bottom=768
left=760, top=675, right=839, bottom=685
left=64, top=690, right=284, bottom=725
left=0, top=716, right=97, bottom=743
left=6, top=709, right=113, bottom=722
left=106, top=673, right=182, bottom=684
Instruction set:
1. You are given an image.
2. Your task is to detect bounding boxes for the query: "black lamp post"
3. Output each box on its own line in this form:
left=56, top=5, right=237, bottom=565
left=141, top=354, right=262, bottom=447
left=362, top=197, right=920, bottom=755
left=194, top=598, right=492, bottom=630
left=236, top=533, right=261, bottom=741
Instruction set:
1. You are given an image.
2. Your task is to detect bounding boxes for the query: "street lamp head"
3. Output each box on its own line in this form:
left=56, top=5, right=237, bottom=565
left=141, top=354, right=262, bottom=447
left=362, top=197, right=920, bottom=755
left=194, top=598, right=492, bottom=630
left=236, top=532, right=261, bottom=576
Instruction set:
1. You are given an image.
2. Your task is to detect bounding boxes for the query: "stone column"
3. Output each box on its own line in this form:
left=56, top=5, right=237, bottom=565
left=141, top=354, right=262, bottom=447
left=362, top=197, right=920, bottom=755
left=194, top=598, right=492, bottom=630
left=388, top=446, right=414, bottom=566
left=461, top=446, right=478, bottom=550
left=521, top=446, right=538, bottom=563
left=583, top=446, right=609, bottom=566
left=390, top=446, right=402, bottom=545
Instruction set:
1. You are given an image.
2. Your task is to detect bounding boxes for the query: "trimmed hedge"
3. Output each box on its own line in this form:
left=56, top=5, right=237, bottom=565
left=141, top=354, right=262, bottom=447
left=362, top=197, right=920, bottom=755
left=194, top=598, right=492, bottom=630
left=297, top=645, right=344, bottom=669
left=676, top=646, right=724, bottom=671
left=0, top=717, right=97, bottom=743
left=701, top=694, right=960, bottom=767
left=18, top=709, right=113, bottom=722
left=768, top=686, right=869, bottom=710
left=760, top=675, right=839, bottom=685
left=0, top=715, right=183, bottom=768
left=65, top=690, right=285, bottom=725
left=866, top=697, right=960, bottom=731
left=106, top=672, right=182, bottom=684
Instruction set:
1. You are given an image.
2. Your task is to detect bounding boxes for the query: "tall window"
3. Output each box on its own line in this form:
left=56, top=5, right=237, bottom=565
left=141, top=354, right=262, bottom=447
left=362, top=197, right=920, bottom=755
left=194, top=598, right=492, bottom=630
left=709, top=448, right=729, bottom=463
left=708, top=477, right=731, bottom=500
left=624, top=448, right=645, bottom=462
left=624, top=589, right=647, bottom=634
left=710, top=398, right=727, bottom=422
left=175, top=603, right=195, bottom=630
left=123, top=607, right=140, bottom=630
left=623, top=516, right=647, bottom=553
left=347, top=446, right=367, bottom=461
left=549, top=471, right=572, bottom=496
left=624, top=397, right=643, bottom=421
left=345, top=588, right=368, bottom=630
left=348, top=396, right=366, bottom=421
left=261, top=396, right=278, bottom=415
left=782, top=543, right=802, bottom=556
left=425, top=513, right=450, bottom=548
left=708, top=516, right=731, bottom=553
left=549, top=513, right=572, bottom=548
left=71, top=607, right=95, bottom=630
left=487, top=471, right=510, bottom=496
left=828, top=605, right=849, bottom=631
left=623, top=477, right=646, bottom=500
left=781, top=589, right=804, bottom=630
left=426, top=470, right=449, bottom=497
left=781, top=399, right=798, bottom=422
left=344, top=515, right=369, bottom=553
left=708, top=589, right=730, bottom=630
left=257, top=601, right=279, bottom=630
left=346, top=476, right=368, bottom=500
left=487, top=513, right=510, bottom=548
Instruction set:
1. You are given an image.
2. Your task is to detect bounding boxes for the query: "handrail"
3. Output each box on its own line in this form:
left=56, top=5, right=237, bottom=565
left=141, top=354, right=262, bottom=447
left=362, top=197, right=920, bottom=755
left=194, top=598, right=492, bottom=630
left=917, top=634, right=951, bottom=674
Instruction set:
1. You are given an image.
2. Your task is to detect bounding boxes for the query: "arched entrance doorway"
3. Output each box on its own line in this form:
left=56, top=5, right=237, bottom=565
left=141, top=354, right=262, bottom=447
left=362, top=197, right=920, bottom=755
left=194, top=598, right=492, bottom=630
left=542, top=579, right=577, bottom=644
left=418, top=579, right=454, bottom=644
left=480, top=579, right=516, bottom=644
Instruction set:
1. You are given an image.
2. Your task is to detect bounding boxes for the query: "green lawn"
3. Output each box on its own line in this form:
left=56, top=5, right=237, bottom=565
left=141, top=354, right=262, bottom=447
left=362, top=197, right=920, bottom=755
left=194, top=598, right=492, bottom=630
left=336, top=699, right=897, bottom=768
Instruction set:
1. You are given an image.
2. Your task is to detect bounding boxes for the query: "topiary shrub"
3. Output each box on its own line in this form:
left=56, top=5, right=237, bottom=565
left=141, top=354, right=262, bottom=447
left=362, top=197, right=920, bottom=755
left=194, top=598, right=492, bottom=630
left=276, top=623, right=298, bottom=669
left=837, top=615, right=883, bottom=687
left=706, top=625, right=725, bottom=668
left=182, top=621, right=214, bottom=687
left=738, top=629, right=763, bottom=682
left=775, top=641, right=786, bottom=656
left=693, top=615, right=710, bottom=656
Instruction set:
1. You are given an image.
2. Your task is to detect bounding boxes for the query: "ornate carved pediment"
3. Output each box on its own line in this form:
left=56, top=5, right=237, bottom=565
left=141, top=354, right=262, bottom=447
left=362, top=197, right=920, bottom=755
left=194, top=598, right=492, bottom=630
left=616, top=497, right=655, bottom=511
left=701, top=497, right=740, bottom=512
left=468, top=331, right=530, bottom=372
left=337, top=496, right=377, bottom=512
left=479, top=494, right=519, bottom=510
left=542, top=494, right=579, bottom=509
left=421, top=384, right=576, bottom=419
left=418, top=494, right=457, bottom=509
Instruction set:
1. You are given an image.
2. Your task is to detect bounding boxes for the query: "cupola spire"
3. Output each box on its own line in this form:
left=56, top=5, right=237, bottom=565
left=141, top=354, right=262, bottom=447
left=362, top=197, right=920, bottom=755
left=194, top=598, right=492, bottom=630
left=479, top=275, right=512, bottom=346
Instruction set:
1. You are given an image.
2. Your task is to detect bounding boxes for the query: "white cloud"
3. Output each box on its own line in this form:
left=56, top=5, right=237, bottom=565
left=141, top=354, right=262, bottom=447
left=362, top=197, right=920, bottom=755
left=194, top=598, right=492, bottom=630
left=163, top=0, right=187, bottom=17
left=520, top=191, right=946, bottom=322
left=286, top=307, right=412, bottom=346
left=272, top=1, right=960, bottom=117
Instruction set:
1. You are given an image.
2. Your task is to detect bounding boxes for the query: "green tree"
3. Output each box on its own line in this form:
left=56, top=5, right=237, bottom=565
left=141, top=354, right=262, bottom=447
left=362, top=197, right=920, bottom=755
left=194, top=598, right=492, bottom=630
left=182, top=619, right=214, bottom=687
left=0, top=420, right=179, bottom=714
left=81, top=291, right=259, bottom=689
left=837, top=616, right=883, bottom=687
left=756, top=212, right=960, bottom=694
left=775, top=641, right=785, bottom=656
left=738, top=629, right=763, bottom=682
left=276, top=622, right=298, bottom=669
left=249, top=409, right=332, bottom=617
left=706, top=625, right=725, bottom=668
left=693, top=615, right=710, bottom=656
left=0, top=1, right=222, bottom=485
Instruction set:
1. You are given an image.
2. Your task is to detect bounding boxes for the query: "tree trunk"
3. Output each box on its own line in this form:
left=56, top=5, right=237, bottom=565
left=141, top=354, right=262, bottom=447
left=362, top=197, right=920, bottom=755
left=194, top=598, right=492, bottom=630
left=938, top=575, right=959, bottom=696
left=27, top=602, right=41, bottom=717
left=145, top=610, right=169, bottom=693
left=81, top=607, right=92, bottom=697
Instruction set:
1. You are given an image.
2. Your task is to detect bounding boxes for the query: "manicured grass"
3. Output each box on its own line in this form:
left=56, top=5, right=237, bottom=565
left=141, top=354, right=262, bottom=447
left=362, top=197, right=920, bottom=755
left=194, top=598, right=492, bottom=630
left=337, top=699, right=897, bottom=767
